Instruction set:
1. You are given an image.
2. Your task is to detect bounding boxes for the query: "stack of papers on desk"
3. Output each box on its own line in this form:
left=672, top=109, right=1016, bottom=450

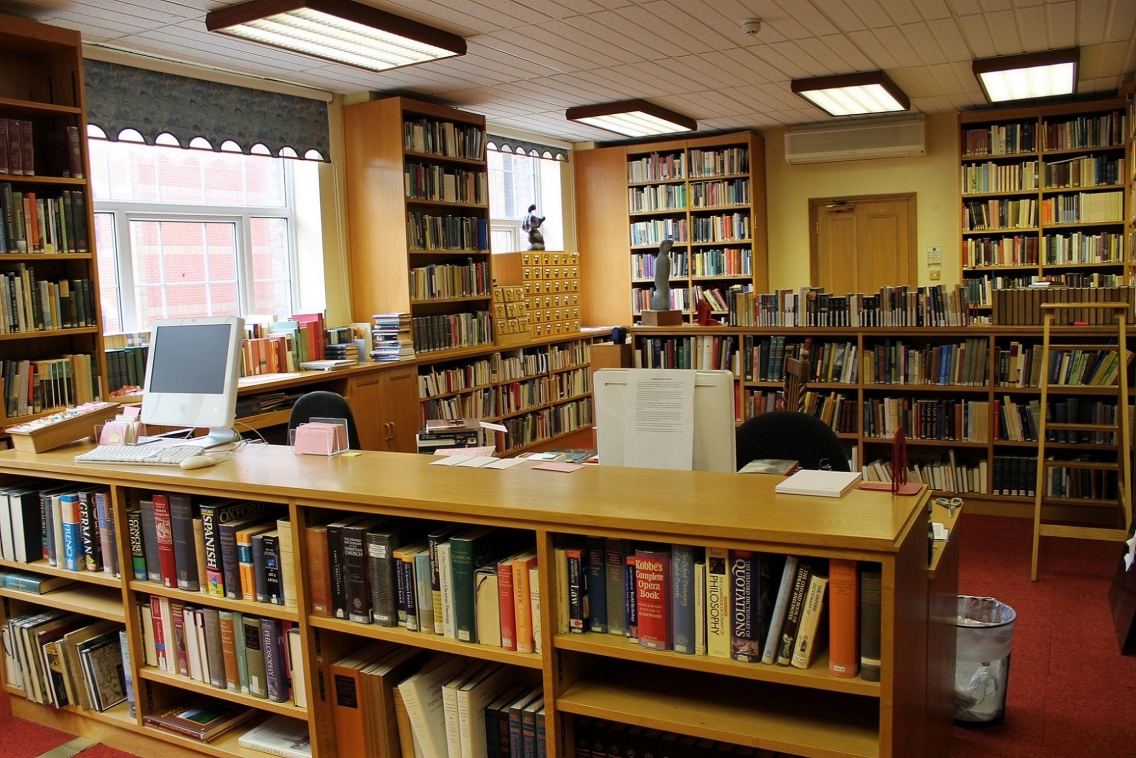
left=774, top=469, right=862, bottom=498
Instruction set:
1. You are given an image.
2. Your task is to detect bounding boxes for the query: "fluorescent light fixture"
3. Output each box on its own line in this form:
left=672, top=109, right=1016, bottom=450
left=791, top=71, right=910, bottom=117
left=206, top=0, right=465, bottom=73
left=972, top=48, right=1079, bottom=103
left=565, top=99, right=696, bottom=138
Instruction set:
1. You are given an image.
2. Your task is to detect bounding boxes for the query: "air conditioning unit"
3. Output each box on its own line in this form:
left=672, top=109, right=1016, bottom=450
left=784, top=116, right=925, bottom=164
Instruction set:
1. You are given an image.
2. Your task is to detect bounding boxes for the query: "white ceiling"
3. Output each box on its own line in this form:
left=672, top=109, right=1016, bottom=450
left=6, top=0, right=1136, bottom=142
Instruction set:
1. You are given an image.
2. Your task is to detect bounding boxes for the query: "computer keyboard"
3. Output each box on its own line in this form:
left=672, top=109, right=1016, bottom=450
left=74, top=444, right=202, bottom=466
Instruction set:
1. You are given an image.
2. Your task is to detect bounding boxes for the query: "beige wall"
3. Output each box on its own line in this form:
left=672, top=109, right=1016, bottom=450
left=763, top=112, right=959, bottom=291
left=319, top=96, right=353, bottom=326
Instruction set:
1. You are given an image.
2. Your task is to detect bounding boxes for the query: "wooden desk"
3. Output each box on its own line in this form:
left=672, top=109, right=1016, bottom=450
left=0, top=446, right=954, bottom=758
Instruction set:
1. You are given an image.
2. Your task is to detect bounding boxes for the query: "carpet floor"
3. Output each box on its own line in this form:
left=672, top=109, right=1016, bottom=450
left=0, top=513, right=1131, bottom=758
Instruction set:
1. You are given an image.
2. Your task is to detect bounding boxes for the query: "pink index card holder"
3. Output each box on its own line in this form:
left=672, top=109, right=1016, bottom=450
left=291, top=421, right=348, bottom=456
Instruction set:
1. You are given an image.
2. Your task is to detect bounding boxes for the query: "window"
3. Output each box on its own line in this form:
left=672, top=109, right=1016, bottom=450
left=487, top=149, right=564, bottom=253
left=89, top=135, right=323, bottom=333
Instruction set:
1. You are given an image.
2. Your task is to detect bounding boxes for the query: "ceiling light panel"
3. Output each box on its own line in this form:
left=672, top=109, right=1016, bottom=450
left=566, top=100, right=696, bottom=138
left=971, top=48, right=1079, bottom=104
left=790, top=72, right=910, bottom=118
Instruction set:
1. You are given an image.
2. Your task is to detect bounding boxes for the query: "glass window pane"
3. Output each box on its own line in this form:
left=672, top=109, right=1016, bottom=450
left=93, top=212, right=120, bottom=332
left=490, top=228, right=516, bottom=253
left=204, top=152, right=246, bottom=206
left=156, top=147, right=205, bottom=204
left=250, top=217, right=292, bottom=316
left=89, top=139, right=111, bottom=201
left=129, top=220, right=238, bottom=329
left=245, top=156, right=286, bottom=206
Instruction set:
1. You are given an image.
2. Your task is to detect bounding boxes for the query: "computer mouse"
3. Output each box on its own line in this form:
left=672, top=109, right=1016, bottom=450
left=180, top=455, right=217, bottom=470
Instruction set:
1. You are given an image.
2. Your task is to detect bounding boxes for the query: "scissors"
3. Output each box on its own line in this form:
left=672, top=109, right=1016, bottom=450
left=935, top=497, right=962, bottom=517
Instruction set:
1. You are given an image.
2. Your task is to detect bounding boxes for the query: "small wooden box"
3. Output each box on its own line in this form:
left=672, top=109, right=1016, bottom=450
left=640, top=309, right=684, bottom=326
left=6, top=402, right=121, bottom=453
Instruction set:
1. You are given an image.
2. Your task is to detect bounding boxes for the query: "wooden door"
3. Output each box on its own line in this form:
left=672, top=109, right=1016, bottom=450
left=378, top=365, right=420, bottom=453
left=346, top=374, right=385, bottom=450
left=810, top=194, right=917, bottom=292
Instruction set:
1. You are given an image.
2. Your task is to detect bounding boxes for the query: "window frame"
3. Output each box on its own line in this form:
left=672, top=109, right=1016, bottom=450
left=91, top=143, right=302, bottom=334
left=487, top=148, right=563, bottom=254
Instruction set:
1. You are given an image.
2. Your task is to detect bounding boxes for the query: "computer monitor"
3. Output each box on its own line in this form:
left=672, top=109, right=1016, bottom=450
left=593, top=368, right=736, bottom=473
left=141, top=316, right=244, bottom=448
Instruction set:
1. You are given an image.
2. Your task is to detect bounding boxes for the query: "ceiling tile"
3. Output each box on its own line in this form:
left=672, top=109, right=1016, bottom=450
left=644, top=1, right=742, bottom=50
left=815, top=33, right=876, bottom=70
left=1014, top=5, right=1048, bottom=50
left=768, top=40, right=830, bottom=76
left=558, top=13, right=667, bottom=61
left=978, top=0, right=1011, bottom=11
left=612, top=2, right=718, bottom=55
left=720, top=46, right=786, bottom=83
left=846, top=28, right=900, bottom=68
left=1106, top=0, right=1136, bottom=42
left=774, top=1, right=839, bottom=37
left=843, top=0, right=895, bottom=28
left=1047, top=2, right=1077, bottom=48
left=926, top=18, right=973, bottom=61
left=1078, top=0, right=1110, bottom=46
left=911, top=0, right=952, bottom=20
left=946, top=0, right=982, bottom=14
left=900, top=23, right=949, bottom=66
left=879, top=0, right=924, bottom=25
left=808, top=0, right=867, bottom=32
left=985, top=10, right=1022, bottom=54
left=956, top=14, right=997, bottom=58
left=872, top=26, right=926, bottom=68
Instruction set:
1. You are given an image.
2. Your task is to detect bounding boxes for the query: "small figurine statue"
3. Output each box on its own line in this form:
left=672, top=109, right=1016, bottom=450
left=651, top=239, right=673, bottom=311
left=522, top=204, right=545, bottom=250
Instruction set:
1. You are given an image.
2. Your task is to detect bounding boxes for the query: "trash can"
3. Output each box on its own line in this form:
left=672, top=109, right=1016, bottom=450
left=955, top=595, right=1016, bottom=725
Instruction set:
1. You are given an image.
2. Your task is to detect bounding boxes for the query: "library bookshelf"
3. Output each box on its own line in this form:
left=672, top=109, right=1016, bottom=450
left=575, top=132, right=768, bottom=326
left=0, top=444, right=954, bottom=758
left=959, top=98, right=1133, bottom=311
left=0, top=15, right=107, bottom=435
left=631, top=323, right=1136, bottom=520
left=343, top=96, right=493, bottom=358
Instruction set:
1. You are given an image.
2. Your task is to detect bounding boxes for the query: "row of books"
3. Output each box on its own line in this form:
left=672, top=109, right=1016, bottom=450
left=0, top=482, right=118, bottom=573
left=105, top=344, right=148, bottom=393
left=1041, top=231, right=1125, bottom=264
left=549, top=340, right=589, bottom=371
left=500, top=399, right=591, bottom=453
left=995, top=397, right=1130, bottom=445
left=689, top=213, right=750, bottom=243
left=1045, top=346, right=1131, bottom=386
left=629, top=218, right=687, bottom=247
left=559, top=539, right=879, bottom=679
left=419, top=357, right=494, bottom=398
left=0, top=122, right=83, bottom=178
left=407, top=213, right=489, bottom=252
left=0, top=185, right=89, bottom=254
left=990, top=285, right=1134, bottom=326
left=627, top=152, right=685, bottom=182
left=961, top=122, right=1036, bottom=156
left=2, top=610, right=125, bottom=713
left=501, top=377, right=550, bottom=416
left=0, top=268, right=95, bottom=334
left=1042, top=459, right=1118, bottom=500
left=688, top=147, right=749, bottom=177
left=637, top=335, right=737, bottom=372
left=802, top=390, right=857, bottom=434
left=628, top=183, right=686, bottom=213
left=633, top=251, right=685, bottom=279
left=423, top=389, right=495, bottom=423
left=992, top=455, right=1038, bottom=497
left=499, top=349, right=551, bottom=381
left=1042, top=154, right=1125, bottom=188
left=631, top=285, right=735, bottom=315
left=2, top=353, right=99, bottom=419
left=404, top=118, right=485, bottom=161
left=963, top=198, right=1037, bottom=231
left=405, top=163, right=488, bottom=205
left=863, top=453, right=987, bottom=495
left=412, top=311, right=493, bottom=354
left=130, top=496, right=297, bottom=608
left=689, top=177, right=750, bottom=207
left=306, top=520, right=543, bottom=652
left=373, top=312, right=416, bottom=362
left=861, top=337, right=988, bottom=386
left=963, top=234, right=1038, bottom=268
left=137, top=593, right=304, bottom=706
left=1042, top=111, right=1126, bottom=151
left=861, top=397, right=990, bottom=443
left=960, top=160, right=1038, bottom=194
left=728, top=284, right=974, bottom=328
left=410, top=260, right=493, bottom=301
left=574, top=717, right=803, bottom=758
left=1040, top=191, right=1124, bottom=225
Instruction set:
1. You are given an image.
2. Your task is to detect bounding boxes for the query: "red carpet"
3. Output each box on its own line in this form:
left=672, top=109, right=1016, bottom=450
left=0, top=513, right=1131, bottom=758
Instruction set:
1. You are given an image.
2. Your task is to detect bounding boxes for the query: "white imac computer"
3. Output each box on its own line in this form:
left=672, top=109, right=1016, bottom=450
left=593, top=368, right=736, bottom=473
left=141, top=316, right=244, bottom=449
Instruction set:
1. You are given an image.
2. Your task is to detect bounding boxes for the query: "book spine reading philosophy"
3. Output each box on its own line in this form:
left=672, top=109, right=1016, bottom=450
left=706, top=547, right=730, bottom=658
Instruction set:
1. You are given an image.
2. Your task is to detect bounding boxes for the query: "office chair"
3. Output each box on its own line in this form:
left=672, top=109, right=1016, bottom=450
left=735, top=411, right=850, bottom=472
left=287, top=391, right=361, bottom=450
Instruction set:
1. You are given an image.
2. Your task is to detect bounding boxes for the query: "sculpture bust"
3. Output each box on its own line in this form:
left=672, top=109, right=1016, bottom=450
left=522, top=204, right=545, bottom=250
left=651, top=239, right=674, bottom=311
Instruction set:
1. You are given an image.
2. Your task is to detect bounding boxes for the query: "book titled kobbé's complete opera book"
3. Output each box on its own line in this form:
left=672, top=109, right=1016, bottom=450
left=634, top=547, right=671, bottom=650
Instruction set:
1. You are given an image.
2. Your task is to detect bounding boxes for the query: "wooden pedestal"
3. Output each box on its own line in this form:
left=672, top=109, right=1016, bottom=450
left=640, top=309, right=683, bottom=326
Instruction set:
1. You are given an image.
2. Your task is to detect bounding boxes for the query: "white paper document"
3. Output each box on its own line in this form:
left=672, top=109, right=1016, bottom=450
left=430, top=455, right=471, bottom=466
left=455, top=456, right=498, bottom=468
left=774, top=469, right=862, bottom=498
left=623, top=369, right=695, bottom=470
left=483, top=458, right=526, bottom=470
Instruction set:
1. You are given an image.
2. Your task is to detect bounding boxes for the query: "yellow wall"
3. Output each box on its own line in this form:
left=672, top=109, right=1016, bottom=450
left=763, top=112, right=959, bottom=291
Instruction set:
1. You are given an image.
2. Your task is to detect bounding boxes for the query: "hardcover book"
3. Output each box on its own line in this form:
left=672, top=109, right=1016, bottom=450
left=169, top=493, right=200, bottom=591
left=776, top=560, right=813, bottom=666
left=366, top=519, right=429, bottom=627
left=200, top=500, right=265, bottom=598
left=604, top=539, right=628, bottom=637
left=791, top=573, right=829, bottom=669
left=306, top=525, right=332, bottom=617
left=143, top=699, right=255, bottom=742
left=671, top=545, right=695, bottom=654
left=828, top=558, right=860, bottom=677
left=860, top=563, right=882, bottom=682
left=497, top=553, right=518, bottom=649
left=151, top=494, right=177, bottom=587
left=634, top=547, right=671, bottom=651
left=237, top=714, right=313, bottom=758
left=761, top=555, right=799, bottom=665
left=566, top=545, right=588, bottom=633
left=585, top=536, right=607, bottom=633
left=705, top=547, right=730, bottom=658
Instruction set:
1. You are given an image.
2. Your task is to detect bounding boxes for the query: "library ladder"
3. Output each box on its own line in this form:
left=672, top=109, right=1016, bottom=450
left=1031, top=302, right=1133, bottom=580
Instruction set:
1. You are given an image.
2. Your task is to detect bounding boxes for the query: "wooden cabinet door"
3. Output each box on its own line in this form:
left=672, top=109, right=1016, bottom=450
left=378, top=366, right=420, bottom=453
left=810, top=194, right=917, bottom=292
left=346, top=375, right=385, bottom=450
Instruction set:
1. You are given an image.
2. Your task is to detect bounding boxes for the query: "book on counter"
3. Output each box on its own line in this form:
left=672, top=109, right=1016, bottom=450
left=238, top=714, right=312, bottom=758
left=299, top=359, right=356, bottom=372
left=143, top=698, right=255, bottom=742
left=738, top=459, right=800, bottom=476
left=774, top=469, right=862, bottom=498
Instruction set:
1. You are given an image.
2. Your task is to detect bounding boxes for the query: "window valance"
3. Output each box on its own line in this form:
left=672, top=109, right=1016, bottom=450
left=84, top=59, right=330, bottom=161
left=487, top=134, right=569, bottom=162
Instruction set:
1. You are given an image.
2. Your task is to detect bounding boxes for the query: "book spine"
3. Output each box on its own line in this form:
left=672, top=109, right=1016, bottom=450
left=192, top=519, right=207, bottom=592
left=169, top=494, right=199, bottom=591
left=233, top=612, right=248, bottom=694
left=276, top=519, right=296, bottom=609
left=635, top=549, right=670, bottom=650
left=604, top=539, right=627, bottom=637
left=309, top=527, right=333, bottom=618
left=414, top=551, right=433, bottom=633
left=761, top=556, right=799, bottom=665
left=151, top=595, right=168, bottom=672
left=261, top=618, right=287, bottom=703
left=694, top=559, right=706, bottom=655
left=199, top=505, right=223, bottom=596
left=61, top=494, right=82, bottom=571
left=566, top=548, right=587, bottom=633
left=264, top=533, right=283, bottom=605
left=859, top=563, right=882, bottom=682
left=791, top=575, right=829, bottom=669
left=152, top=494, right=177, bottom=588
left=671, top=545, right=695, bottom=654
left=514, top=557, right=536, bottom=654
left=625, top=554, right=637, bottom=642
left=498, top=557, right=517, bottom=650
left=828, top=559, right=859, bottom=677
left=170, top=599, right=189, bottom=676
left=96, top=492, right=116, bottom=576
left=243, top=617, right=266, bottom=698
left=327, top=524, right=349, bottom=619
left=342, top=525, right=371, bottom=623
left=219, top=522, right=245, bottom=600
left=706, top=547, right=730, bottom=658
left=729, top=550, right=760, bottom=662
left=252, top=534, right=269, bottom=602
left=586, top=537, right=607, bottom=633
left=400, top=553, right=418, bottom=631
left=202, top=608, right=226, bottom=689
left=219, top=611, right=240, bottom=693
left=776, top=561, right=813, bottom=666
left=78, top=491, right=100, bottom=572
left=128, top=509, right=146, bottom=580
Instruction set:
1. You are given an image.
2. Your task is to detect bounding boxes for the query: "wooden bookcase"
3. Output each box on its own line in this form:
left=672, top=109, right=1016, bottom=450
left=632, top=323, right=1136, bottom=521
left=0, top=14, right=107, bottom=433
left=0, top=445, right=956, bottom=758
left=343, top=95, right=492, bottom=356
left=417, top=333, right=595, bottom=455
left=575, top=132, right=768, bottom=326
left=959, top=98, right=1132, bottom=312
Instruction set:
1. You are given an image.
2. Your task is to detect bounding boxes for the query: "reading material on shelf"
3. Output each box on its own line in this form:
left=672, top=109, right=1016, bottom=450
left=237, top=714, right=313, bottom=758
left=774, top=470, right=862, bottom=499
left=726, top=284, right=974, bottom=328
left=143, top=697, right=256, bottom=742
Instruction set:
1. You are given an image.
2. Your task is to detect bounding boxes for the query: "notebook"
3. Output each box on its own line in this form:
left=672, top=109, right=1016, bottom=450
left=774, top=469, right=862, bottom=498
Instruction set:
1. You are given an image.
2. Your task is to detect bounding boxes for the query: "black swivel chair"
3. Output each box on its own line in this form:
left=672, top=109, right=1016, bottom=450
left=287, top=391, right=361, bottom=450
left=735, top=411, right=850, bottom=473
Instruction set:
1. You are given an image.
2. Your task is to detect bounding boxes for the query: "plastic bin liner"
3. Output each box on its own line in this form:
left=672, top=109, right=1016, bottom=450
left=955, top=595, right=1016, bottom=723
